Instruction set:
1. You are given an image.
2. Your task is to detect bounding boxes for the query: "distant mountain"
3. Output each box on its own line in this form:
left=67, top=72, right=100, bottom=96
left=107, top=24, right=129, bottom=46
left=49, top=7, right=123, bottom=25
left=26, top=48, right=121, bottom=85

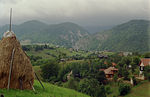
left=0, top=20, right=89, bottom=48
left=84, top=25, right=114, bottom=34
left=76, top=20, right=150, bottom=52
left=1, top=19, right=149, bottom=52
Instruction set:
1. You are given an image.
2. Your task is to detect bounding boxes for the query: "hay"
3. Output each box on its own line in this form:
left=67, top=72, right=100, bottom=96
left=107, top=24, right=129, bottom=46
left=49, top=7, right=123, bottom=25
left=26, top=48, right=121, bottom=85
left=0, top=31, right=34, bottom=90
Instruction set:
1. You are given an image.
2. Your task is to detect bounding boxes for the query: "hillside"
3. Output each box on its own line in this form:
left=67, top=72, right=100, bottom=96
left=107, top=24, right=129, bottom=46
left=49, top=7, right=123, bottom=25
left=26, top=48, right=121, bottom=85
left=0, top=80, right=90, bottom=97
left=1, top=19, right=149, bottom=52
left=0, top=20, right=89, bottom=48
left=77, top=20, right=150, bottom=52
left=106, top=81, right=150, bottom=97
left=125, top=81, right=150, bottom=97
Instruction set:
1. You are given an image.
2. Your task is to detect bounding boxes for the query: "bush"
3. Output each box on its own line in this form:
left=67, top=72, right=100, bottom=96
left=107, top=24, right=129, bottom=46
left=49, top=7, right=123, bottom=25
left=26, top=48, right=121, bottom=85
left=132, top=76, right=137, bottom=85
left=105, top=85, right=112, bottom=95
left=119, top=83, right=131, bottom=96
left=113, top=74, right=118, bottom=82
left=147, top=73, right=150, bottom=81
left=40, top=59, right=59, bottom=82
left=144, top=66, right=150, bottom=81
left=64, top=77, right=79, bottom=90
left=78, top=78, right=106, bottom=97
left=95, top=85, right=106, bottom=97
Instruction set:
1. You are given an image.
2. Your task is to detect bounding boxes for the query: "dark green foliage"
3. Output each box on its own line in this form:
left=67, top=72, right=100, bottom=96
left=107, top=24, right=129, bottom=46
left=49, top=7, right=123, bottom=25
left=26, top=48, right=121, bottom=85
left=64, top=77, right=79, bottom=90
left=29, top=55, right=42, bottom=62
left=144, top=66, right=150, bottom=81
left=40, top=59, right=59, bottom=82
left=122, top=69, right=130, bottom=80
left=119, top=83, right=131, bottom=96
left=22, top=45, right=31, bottom=51
left=105, top=85, right=112, bottom=95
left=95, top=85, right=106, bottom=97
left=58, top=65, right=71, bottom=81
left=78, top=78, right=106, bottom=97
left=143, top=52, right=150, bottom=58
left=132, top=76, right=137, bottom=85
left=113, top=74, right=118, bottom=82
left=95, top=71, right=106, bottom=84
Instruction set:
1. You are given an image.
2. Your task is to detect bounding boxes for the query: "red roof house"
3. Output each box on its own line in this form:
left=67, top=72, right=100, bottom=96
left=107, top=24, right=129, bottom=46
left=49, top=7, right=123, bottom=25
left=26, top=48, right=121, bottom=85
left=140, top=58, right=150, bottom=66
left=112, top=62, right=117, bottom=66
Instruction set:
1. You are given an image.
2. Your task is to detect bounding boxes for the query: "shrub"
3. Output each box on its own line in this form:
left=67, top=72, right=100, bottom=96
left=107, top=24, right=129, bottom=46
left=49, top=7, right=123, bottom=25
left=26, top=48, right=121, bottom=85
left=144, top=66, right=150, bottom=81
left=64, top=77, right=79, bottom=90
left=105, top=85, right=112, bottom=95
left=119, top=83, right=131, bottom=96
left=113, top=74, right=118, bottom=82
left=40, top=59, right=59, bottom=82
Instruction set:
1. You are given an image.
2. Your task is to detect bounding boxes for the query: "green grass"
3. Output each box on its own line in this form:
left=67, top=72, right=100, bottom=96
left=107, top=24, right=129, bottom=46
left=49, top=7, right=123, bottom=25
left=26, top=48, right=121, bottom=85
left=0, top=80, right=90, bottom=97
left=107, top=81, right=150, bottom=97
left=125, top=81, right=150, bottom=97
left=107, top=83, right=119, bottom=97
left=34, top=66, right=42, bottom=80
left=26, top=47, right=92, bottom=60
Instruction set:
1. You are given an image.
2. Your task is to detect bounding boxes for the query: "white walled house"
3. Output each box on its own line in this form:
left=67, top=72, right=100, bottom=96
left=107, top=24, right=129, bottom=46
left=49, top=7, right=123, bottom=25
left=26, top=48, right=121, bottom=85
left=139, top=58, right=150, bottom=79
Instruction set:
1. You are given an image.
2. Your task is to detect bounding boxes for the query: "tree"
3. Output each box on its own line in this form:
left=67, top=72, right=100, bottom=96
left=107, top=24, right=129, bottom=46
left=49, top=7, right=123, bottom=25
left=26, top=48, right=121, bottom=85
left=143, top=52, right=150, bottom=58
left=113, top=74, right=118, bottom=82
left=122, top=68, right=129, bottom=80
left=78, top=78, right=106, bottom=97
left=64, top=77, right=78, bottom=90
left=41, top=59, right=59, bottom=82
left=95, top=85, right=106, bottom=97
left=57, top=65, right=71, bottom=81
left=95, top=71, right=106, bottom=84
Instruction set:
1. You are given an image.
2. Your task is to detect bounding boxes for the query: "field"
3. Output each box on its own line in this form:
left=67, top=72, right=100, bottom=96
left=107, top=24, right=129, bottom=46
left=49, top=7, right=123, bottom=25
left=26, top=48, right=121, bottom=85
left=125, top=81, right=150, bottom=97
left=107, top=81, right=150, bottom=97
left=0, top=80, right=90, bottom=97
left=26, top=47, right=92, bottom=59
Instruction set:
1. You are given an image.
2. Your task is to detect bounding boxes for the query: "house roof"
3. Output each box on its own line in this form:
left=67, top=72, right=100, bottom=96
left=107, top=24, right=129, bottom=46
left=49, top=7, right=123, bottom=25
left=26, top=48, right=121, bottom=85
left=140, top=58, right=150, bottom=66
left=104, top=67, right=118, bottom=75
left=112, top=62, right=117, bottom=66
left=104, top=61, right=107, bottom=64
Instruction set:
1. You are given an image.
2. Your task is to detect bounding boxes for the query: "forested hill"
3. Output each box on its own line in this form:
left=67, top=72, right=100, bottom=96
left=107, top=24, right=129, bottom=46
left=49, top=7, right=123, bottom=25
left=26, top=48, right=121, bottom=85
left=0, top=20, right=89, bottom=48
left=76, top=20, right=150, bottom=52
left=0, top=19, right=149, bottom=52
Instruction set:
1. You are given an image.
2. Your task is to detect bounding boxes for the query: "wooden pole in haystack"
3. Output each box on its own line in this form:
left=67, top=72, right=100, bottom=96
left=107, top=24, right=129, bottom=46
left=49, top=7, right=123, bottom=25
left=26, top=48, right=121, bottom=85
left=29, top=81, right=35, bottom=91
left=35, top=72, right=45, bottom=90
left=7, top=48, right=15, bottom=90
left=9, top=8, right=12, bottom=32
left=7, top=8, right=14, bottom=90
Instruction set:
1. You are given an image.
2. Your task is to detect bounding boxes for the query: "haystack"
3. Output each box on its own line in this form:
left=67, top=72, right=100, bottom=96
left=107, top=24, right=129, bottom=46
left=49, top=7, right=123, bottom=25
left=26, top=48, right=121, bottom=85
left=0, top=31, right=34, bottom=90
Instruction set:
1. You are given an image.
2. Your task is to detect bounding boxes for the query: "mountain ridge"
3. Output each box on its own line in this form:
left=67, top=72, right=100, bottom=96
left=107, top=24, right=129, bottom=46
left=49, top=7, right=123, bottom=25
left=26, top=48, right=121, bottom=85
left=76, top=19, right=150, bottom=52
left=0, top=19, right=149, bottom=52
left=0, top=20, right=89, bottom=48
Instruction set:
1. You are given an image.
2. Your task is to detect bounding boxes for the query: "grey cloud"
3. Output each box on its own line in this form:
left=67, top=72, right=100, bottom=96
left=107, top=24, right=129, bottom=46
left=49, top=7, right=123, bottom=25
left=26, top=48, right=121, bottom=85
left=0, top=0, right=150, bottom=27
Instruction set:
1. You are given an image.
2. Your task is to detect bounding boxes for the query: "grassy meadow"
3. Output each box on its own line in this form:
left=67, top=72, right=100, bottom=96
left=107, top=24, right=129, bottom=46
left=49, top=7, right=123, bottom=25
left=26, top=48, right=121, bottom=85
left=107, top=81, right=150, bottom=97
left=125, top=81, right=150, bottom=97
left=0, top=80, right=90, bottom=97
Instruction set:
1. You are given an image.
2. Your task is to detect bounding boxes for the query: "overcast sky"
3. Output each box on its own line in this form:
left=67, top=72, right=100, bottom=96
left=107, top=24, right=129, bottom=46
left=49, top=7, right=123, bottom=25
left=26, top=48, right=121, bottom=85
left=0, top=0, right=150, bottom=27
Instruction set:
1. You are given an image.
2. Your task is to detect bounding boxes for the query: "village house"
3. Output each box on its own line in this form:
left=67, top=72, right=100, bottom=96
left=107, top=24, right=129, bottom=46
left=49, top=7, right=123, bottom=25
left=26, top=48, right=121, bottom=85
left=139, top=58, right=150, bottom=76
left=119, top=52, right=132, bottom=57
left=100, top=67, right=118, bottom=79
left=97, top=54, right=108, bottom=59
left=112, top=62, right=117, bottom=67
